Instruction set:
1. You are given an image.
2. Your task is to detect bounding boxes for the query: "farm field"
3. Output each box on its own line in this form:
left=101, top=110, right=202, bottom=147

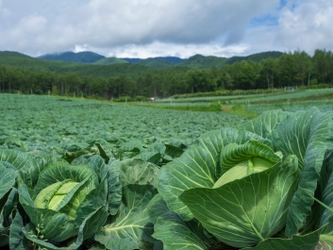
left=1, top=92, right=333, bottom=249
left=145, top=88, right=333, bottom=114
left=0, top=94, right=248, bottom=155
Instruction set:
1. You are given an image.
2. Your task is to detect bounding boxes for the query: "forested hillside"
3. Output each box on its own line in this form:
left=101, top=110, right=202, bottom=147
left=0, top=49, right=332, bottom=99
left=38, top=51, right=105, bottom=63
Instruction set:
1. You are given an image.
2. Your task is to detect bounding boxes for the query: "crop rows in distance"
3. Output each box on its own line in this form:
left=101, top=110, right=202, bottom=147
left=0, top=94, right=248, bottom=158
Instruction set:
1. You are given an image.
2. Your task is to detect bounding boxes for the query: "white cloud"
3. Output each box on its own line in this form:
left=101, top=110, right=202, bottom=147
left=18, top=15, right=48, bottom=34
left=74, top=0, right=279, bottom=47
left=0, top=0, right=333, bottom=58
left=0, top=0, right=279, bottom=56
left=276, top=0, right=333, bottom=53
left=240, top=0, right=333, bottom=56
left=101, top=41, right=249, bottom=58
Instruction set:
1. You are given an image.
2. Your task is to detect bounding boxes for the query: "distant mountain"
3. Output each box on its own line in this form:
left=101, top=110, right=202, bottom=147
left=177, top=54, right=228, bottom=69
left=121, top=56, right=185, bottom=68
left=158, top=56, right=185, bottom=64
left=94, top=57, right=129, bottom=65
left=226, top=51, right=283, bottom=65
left=1, top=50, right=285, bottom=76
left=36, top=51, right=283, bottom=69
left=0, top=51, right=62, bottom=71
left=121, top=58, right=142, bottom=64
left=0, top=50, right=286, bottom=83
left=0, top=51, right=159, bottom=79
left=38, top=51, right=105, bottom=63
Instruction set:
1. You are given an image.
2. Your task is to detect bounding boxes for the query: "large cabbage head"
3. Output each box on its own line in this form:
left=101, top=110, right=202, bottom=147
left=18, top=159, right=113, bottom=247
left=33, top=165, right=97, bottom=220
left=158, top=128, right=300, bottom=248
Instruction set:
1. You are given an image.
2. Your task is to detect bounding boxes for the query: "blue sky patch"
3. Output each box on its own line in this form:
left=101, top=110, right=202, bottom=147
left=249, top=14, right=279, bottom=28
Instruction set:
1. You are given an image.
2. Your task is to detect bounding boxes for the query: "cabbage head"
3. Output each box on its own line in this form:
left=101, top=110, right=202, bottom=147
left=18, top=156, right=118, bottom=249
left=158, top=130, right=300, bottom=248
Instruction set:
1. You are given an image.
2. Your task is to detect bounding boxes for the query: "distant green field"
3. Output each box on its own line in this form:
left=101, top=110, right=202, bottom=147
left=0, top=94, right=247, bottom=154
left=1, top=90, right=331, bottom=154
left=139, top=89, right=333, bottom=114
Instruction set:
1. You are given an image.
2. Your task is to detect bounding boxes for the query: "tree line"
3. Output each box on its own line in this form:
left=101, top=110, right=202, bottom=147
left=0, top=49, right=332, bottom=100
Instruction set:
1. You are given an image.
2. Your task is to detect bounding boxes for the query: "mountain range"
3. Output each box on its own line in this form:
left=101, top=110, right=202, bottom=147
left=37, top=51, right=283, bottom=69
left=0, top=50, right=284, bottom=80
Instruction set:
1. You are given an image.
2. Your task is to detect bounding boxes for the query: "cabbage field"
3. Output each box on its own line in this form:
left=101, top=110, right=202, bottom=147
left=1, top=93, right=333, bottom=249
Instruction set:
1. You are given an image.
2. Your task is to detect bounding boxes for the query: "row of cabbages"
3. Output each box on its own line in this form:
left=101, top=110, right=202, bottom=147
left=1, top=107, right=333, bottom=249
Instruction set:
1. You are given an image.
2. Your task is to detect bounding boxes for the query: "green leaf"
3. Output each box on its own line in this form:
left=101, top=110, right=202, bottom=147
left=153, top=212, right=215, bottom=250
left=95, top=184, right=157, bottom=250
left=146, top=194, right=170, bottom=224
left=121, top=140, right=143, bottom=155
left=241, top=108, right=333, bottom=236
left=139, top=151, right=162, bottom=165
left=0, top=149, right=33, bottom=170
left=305, top=150, right=333, bottom=236
left=243, top=227, right=324, bottom=250
left=0, top=148, right=48, bottom=188
left=180, top=155, right=300, bottom=248
left=9, top=211, right=30, bottom=250
left=164, top=144, right=184, bottom=159
left=118, top=158, right=159, bottom=187
left=95, top=142, right=110, bottom=163
left=158, top=128, right=270, bottom=221
left=1, top=188, right=18, bottom=228
left=74, top=176, right=109, bottom=240
left=239, top=109, right=289, bottom=138
left=269, top=108, right=333, bottom=236
left=73, top=155, right=122, bottom=215
left=22, top=206, right=105, bottom=250
left=0, top=164, right=16, bottom=201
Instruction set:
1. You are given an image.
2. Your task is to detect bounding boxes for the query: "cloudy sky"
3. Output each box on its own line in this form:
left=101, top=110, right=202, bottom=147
left=0, top=0, right=332, bottom=58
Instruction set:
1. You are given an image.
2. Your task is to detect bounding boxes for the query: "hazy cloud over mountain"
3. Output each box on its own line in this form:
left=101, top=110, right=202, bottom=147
left=0, top=0, right=332, bottom=58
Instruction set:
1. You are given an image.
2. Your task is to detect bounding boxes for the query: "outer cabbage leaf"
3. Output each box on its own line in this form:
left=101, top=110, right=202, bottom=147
left=72, top=155, right=122, bottom=215
left=315, top=150, right=333, bottom=231
left=150, top=194, right=217, bottom=250
left=138, top=142, right=184, bottom=165
left=9, top=211, right=30, bottom=250
left=180, top=155, right=300, bottom=248
left=240, top=108, right=333, bottom=236
left=22, top=206, right=105, bottom=250
left=238, top=109, right=289, bottom=138
left=0, top=164, right=16, bottom=202
left=146, top=194, right=170, bottom=224
left=158, top=128, right=271, bottom=221
left=268, top=108, right=333, bottom=236
left=307, top=150, right=333, bottom=247
left=95, top=184, right=157, bottom=250
left=0, top=149, right=34, bottom=170
left=153, top=212, right=217, bottom=250
left=0, top=162, right=18, bottom=247
left=242, top=226, right=324, bottom=250
left=0, top=188, right=18, bottom=247
left=0, top=148, right=53, bottom=188
left=117, top=158, right=159, bottom=188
